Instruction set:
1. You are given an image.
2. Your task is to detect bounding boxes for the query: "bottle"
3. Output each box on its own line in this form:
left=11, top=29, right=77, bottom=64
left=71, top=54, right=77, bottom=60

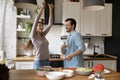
left=0, top=50, right=6, bottom=65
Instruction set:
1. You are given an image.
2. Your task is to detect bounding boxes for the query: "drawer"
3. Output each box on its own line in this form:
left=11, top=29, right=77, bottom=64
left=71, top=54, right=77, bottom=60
left=15, top=62, right=33, bottom=70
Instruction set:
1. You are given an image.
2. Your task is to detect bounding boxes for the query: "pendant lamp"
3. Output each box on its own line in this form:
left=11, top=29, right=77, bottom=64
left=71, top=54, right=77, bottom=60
left=14, top=0, right=37, bottom=5
left=83, top=0, right=105, bottom=11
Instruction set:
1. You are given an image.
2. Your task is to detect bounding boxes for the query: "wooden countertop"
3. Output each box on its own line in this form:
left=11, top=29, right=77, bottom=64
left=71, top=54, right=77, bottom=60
left=13, top=56, right=63, bottom=62
left=13, top=54, right=117, bottom=62
left=9, top=69, right=120, bottom=80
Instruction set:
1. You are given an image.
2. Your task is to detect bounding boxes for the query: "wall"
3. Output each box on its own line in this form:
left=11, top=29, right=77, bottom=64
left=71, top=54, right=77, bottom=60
left=47, top=26, right=104, bottom=55
left=17, top=25, right=104, bottom=55
left=46, top=25, right=62, bottom=54
left=105, top=0, right=120, bottom=56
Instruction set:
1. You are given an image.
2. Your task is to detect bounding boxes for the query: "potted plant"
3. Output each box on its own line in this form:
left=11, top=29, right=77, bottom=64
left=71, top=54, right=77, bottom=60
left=24, top=22, right=33, bottom=33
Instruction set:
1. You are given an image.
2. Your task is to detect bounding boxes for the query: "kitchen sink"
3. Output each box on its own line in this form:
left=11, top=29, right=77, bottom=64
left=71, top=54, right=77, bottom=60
left=87, top=55, right=112, bottom=58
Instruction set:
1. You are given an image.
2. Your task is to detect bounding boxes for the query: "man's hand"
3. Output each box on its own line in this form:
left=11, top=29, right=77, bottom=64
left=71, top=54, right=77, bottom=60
left=61, top=42, right=67, bottom=49
left=64, top=54, right=72, bottom=61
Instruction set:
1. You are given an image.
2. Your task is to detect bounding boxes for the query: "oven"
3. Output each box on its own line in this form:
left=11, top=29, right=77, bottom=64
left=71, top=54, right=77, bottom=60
left=49, top=54, right=63, bottom=68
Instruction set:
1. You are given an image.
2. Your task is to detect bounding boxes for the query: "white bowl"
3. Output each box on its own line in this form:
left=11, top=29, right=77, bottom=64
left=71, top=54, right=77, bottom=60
left=45, top=72, right=65, bottom=80
left=25, top=51, right=32, bottom=57
left=61, top=69, right=74, bottom=77
left=36, top=66, right=52, bottom=76
left=76, top=70, right=92, bottom=76
left=36, top=70, right=47, bottom=76
left=75, top=67, right=93, bottom=76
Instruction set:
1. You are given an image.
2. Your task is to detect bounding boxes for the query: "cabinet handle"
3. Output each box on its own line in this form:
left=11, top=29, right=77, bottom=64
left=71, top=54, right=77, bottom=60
left=86, top=34, right=91, bottom=36
left=101, top=34, right=107, bottom=36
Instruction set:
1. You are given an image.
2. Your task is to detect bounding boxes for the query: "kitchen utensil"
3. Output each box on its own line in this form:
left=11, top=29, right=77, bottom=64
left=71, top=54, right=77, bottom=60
left=75, top=67, right=93, bottom=76
left=61, top=69, right=74, bottom=77
left=45, top=72, right=65, bottom=80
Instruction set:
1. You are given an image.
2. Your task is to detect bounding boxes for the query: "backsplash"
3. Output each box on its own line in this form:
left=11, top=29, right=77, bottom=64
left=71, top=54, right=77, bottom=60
left=17, top=25, right=104, bottom=55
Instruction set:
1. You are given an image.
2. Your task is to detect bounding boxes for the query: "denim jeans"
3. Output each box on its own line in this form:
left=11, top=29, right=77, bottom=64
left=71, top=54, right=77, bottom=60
left=33, top=59, right=49, bottom=69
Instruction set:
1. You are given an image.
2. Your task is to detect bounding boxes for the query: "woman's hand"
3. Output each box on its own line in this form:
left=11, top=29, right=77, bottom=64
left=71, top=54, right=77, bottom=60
left=37, top=2, right=46, bottom=14
left=48, top=3, right=54, bottom=11
left=41, top=2, right=46, bottom=9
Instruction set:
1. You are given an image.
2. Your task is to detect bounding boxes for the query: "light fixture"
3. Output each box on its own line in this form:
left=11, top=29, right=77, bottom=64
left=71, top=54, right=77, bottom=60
left=83, top=0, right=105, bottom=11
left=14, top=0, right=37, bottom=5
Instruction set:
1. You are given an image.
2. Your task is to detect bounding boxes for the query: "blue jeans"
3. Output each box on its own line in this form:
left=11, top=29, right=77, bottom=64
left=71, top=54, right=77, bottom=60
left=33, top=59, right=49, bottom=69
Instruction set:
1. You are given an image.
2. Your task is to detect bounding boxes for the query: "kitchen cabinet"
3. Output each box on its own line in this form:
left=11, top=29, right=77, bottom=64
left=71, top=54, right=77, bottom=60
left=15, top=62, right=33, bottom=70
left=94, top=4, right=112, bottom=36
left=84, top=60, right=116, bottom=71
left=62, top=2, right=81, bottom=32
left=81, top=6, right=95, bottom=36
left=62, top=2, right=112, bottom=36
left=81, top=3, right=112, bottom=36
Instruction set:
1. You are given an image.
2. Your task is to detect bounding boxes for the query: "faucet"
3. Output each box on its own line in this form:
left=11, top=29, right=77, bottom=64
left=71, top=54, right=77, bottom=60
left=93, top=45, right=100, bottom=57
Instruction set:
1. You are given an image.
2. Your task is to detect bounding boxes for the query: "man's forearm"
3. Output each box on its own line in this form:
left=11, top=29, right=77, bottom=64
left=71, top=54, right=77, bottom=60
left=70, top=49, right=83, bottom=58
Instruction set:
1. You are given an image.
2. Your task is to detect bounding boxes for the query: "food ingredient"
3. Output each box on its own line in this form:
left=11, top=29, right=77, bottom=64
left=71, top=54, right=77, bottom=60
left=76, top=67, right=93, bottom=72
left=93, top=64, right=104, bottom=73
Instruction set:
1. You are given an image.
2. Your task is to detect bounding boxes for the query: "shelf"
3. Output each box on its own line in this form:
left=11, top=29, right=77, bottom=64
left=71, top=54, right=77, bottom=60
left=17, top=29, right=26, bottom=31
left=18, top=37, right=29, bottom=39
left=17, top=15, right=31, bottom=19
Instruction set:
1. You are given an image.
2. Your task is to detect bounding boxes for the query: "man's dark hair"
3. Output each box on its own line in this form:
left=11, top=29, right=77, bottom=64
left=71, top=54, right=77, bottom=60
left=65, top=18, right=76, bottom=30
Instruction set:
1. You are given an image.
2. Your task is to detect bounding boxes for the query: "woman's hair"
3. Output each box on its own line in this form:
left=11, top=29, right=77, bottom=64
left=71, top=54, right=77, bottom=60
left=24, top=39, right=34, bottom=51
left=24, top=18, right=43, bottom=51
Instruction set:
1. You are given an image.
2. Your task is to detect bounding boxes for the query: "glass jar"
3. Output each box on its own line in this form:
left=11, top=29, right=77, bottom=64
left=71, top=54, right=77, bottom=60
left=94, top=71, right=105, bottom=80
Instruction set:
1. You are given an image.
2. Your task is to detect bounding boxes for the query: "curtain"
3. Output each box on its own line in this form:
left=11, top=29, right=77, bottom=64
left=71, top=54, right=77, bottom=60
left=0, top=0, right=17, bottom=58
left=0, top=0, right=7, bottom=50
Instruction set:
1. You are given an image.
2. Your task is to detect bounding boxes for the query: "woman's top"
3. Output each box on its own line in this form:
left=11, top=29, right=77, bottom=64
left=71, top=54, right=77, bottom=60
left=30, top=14, right=53, bottom=60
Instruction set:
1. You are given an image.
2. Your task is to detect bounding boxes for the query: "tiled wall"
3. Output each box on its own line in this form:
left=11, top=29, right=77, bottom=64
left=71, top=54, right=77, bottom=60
left=17, top=25, right=104, bottom=55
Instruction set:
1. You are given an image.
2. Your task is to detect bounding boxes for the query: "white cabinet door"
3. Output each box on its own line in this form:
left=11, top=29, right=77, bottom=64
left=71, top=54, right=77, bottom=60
left=62, top=3, right=112, bottom=36
left=80, top=3, right=112, bottom=36
left=81, top=3, right=96, bottom=36
left=93, top=60, right=116, bottom=71
left=62, top=2, right=81, bottom=32
left=94, top=4, right=112, bottom=36
left=15, top=62, right=33, bottom=70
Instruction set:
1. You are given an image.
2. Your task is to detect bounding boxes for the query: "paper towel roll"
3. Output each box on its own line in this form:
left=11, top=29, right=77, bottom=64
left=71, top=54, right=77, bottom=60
left=85, top=42, right=89, bottom=48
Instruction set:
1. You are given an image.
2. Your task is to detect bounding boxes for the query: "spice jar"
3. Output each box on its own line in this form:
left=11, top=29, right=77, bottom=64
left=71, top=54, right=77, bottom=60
left=94, top=71, right=105, bottom=80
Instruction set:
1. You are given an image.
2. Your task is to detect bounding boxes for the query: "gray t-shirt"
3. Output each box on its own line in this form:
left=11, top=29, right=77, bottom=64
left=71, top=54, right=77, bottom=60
left=30, top=14, right=53, bottom=60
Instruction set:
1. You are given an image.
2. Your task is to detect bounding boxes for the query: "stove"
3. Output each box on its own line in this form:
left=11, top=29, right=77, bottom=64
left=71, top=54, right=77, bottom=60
left=49, top=54, right=61, bottom=58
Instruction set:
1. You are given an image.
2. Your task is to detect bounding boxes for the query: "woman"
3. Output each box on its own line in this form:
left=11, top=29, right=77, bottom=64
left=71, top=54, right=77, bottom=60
left=25, top=2, right=53, bottom=69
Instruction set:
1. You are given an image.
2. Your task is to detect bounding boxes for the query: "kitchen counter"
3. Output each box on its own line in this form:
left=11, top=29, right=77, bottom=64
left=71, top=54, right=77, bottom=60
left=13, top=56, right=63, bottom=62
left=9, top=69, right=120, bottom=80
left=13, top=54, right=117, bottom=62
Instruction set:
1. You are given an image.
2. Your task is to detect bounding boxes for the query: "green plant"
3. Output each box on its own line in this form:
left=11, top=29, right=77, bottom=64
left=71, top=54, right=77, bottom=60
left=25, top=22, right=33, bottom=33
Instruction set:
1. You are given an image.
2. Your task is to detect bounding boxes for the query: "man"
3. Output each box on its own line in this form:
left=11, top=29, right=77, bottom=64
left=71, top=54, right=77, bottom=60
left=61, top=18, right=86, bottom=68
